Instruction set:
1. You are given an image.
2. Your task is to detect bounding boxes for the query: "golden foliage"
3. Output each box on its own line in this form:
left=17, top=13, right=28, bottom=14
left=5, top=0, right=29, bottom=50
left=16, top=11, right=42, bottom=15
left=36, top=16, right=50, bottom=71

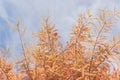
left=1, top=8, right=120, bottom=80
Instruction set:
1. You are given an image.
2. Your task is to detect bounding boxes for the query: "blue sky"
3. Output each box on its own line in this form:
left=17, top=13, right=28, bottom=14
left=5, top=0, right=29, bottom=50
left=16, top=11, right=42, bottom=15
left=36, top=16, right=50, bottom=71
left=0, top=0, right=120, bottom=53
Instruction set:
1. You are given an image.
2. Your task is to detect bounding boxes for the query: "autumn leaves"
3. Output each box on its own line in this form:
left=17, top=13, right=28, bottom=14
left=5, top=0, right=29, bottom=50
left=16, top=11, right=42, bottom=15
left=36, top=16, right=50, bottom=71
left=0, top=8, right=120, bottom=80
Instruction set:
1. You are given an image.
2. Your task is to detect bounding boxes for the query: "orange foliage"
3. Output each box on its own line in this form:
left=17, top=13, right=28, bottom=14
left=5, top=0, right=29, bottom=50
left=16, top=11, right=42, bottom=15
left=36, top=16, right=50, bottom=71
left=0, top=8, right=120, bottom=80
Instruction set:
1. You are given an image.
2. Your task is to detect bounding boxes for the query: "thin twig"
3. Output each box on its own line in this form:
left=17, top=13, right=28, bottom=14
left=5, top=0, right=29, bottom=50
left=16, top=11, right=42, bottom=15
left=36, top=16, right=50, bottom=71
left=89, top=23, right=105, bottom=79
left=17, top=24, right=33, bottom=80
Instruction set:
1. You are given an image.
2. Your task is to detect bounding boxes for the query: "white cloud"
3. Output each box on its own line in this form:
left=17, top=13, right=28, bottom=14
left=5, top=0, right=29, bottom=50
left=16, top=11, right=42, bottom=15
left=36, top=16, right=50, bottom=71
left=0, top=0, right=120, bottom=51
left=0, top=1, right=8, bottom=21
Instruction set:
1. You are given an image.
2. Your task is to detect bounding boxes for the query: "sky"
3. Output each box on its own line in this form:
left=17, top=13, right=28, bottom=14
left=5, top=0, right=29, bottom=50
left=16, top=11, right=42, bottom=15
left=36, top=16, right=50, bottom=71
left=0, top=0, right=120, bottom=53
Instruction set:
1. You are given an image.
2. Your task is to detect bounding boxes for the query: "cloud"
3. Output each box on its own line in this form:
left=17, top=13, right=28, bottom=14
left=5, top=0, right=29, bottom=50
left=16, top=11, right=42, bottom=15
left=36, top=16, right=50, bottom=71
left=0, top=0, right=8, bottom=21
left=0, top=0, right=120, bottom=52
left=0, top=0, right=10, bottom=48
